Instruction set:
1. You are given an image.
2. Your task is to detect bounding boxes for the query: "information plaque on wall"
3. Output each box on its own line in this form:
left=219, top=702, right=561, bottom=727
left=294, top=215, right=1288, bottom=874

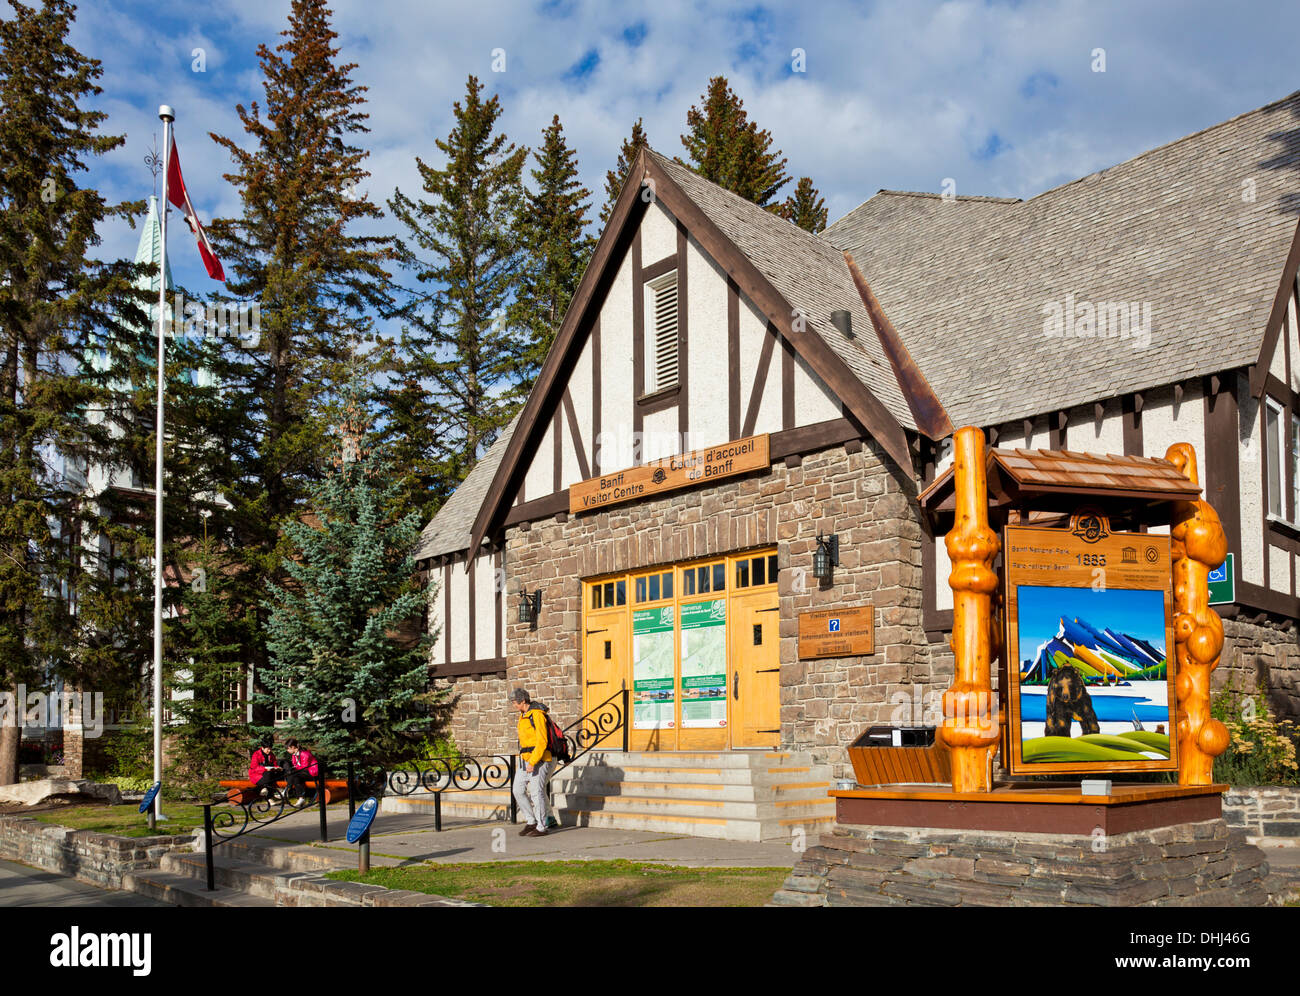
left=797, top=605, right=874, bottom=660
left=1003, top=514, right=1178, bottom=776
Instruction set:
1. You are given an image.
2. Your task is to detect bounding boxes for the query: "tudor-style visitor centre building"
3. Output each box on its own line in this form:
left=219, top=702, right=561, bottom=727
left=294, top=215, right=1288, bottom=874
left=414, top=91, right=1300, bottom=837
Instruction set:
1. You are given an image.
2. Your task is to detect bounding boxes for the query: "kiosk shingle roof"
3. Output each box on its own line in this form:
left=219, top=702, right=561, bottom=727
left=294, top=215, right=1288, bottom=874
left=823, top=90, right=1300, bottom=427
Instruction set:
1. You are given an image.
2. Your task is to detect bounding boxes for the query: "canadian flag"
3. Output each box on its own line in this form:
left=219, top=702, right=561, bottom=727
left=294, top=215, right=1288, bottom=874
left=166, top=138, right=225, bottom=282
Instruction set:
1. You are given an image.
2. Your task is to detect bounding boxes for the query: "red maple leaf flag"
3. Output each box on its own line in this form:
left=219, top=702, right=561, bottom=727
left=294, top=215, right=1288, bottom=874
left=166, top=138, right=225, bottom=282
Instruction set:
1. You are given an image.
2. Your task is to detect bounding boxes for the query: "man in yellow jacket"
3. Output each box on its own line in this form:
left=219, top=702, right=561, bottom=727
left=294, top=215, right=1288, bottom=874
left=512, top=688, right=553, bottom=836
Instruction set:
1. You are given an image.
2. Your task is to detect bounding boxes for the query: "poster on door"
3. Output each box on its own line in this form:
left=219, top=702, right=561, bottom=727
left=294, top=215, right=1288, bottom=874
left=680, top=599, right=728, bottom=728
left=632, top=606, right=675, bottom=729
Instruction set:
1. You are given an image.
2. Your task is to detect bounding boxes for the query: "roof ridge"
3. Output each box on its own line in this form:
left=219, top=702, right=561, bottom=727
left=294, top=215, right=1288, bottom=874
left=1024, top=88, right=1300, bottom=205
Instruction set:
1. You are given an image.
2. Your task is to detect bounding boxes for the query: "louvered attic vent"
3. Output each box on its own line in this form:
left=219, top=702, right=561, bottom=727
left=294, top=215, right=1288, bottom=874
left=648, top=270, right=679, bottom=391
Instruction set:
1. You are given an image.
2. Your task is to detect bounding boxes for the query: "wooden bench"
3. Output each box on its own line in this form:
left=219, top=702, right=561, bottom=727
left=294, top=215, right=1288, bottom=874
left=219, top=779, right=349, bottom=807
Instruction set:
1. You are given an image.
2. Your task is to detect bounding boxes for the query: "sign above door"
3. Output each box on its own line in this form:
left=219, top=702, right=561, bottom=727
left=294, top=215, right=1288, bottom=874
left=569, top=434, right=770, bottom=515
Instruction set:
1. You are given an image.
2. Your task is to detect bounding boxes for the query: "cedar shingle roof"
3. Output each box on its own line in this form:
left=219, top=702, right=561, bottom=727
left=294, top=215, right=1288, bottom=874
left=823, top=90, right=1300, bottom=427
left=919, top=447, right=1201, bottom=510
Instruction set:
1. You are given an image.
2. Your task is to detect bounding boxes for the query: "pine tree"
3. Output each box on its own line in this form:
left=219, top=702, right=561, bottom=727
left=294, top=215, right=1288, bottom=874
left=599, top=118, right=649, bottom=225
left=0, top=0, right=146, bottom=783
left=385, top=75, right=528, bottom=491
left=680, top=77, right=790, bottom=208
left=516, top=114, right=594, bottom=381
left=780, top=176, right=828, bottom=234
left=206, top=0, right=392, bottom=723
left=260, top=388, right=440, bottom=770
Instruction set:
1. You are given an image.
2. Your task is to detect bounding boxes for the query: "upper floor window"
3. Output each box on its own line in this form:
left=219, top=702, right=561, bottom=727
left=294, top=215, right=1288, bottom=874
left=646, top=271, right=679, bottom=392
left=1266, top=397, right=1284, bottom=518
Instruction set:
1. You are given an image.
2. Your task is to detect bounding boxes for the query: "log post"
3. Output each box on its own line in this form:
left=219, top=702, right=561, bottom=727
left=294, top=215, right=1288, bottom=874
left=1165, top=443, right=1230, bottom=784
left=940, top=427, right=1001, bottom=792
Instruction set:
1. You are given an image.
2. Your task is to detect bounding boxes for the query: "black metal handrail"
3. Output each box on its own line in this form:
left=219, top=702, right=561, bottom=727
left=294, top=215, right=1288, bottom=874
left=200, top=761, right=335, bottom=891
left=370, top=688, right=630, bottom=832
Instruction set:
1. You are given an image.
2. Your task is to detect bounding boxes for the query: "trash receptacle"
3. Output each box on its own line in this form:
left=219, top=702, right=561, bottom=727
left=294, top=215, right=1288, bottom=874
left=846, top=726, right=950, bottom=787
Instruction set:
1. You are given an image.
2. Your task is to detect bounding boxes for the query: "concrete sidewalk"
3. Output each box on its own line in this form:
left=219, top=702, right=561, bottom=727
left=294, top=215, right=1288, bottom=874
left=238, top=805, right=800, bottom=869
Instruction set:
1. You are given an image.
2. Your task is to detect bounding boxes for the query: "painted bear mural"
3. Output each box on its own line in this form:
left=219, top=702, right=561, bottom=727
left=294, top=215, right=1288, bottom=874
left=1044, top=665, right=1100, bottom=737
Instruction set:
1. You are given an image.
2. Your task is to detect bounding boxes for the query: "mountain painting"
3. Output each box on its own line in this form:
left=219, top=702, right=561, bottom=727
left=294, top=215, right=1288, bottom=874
left=1012, top=584, right=1174, bottom=766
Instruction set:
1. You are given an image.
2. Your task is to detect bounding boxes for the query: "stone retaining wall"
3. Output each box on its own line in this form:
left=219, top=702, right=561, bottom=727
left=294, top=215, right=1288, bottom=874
left=772, top=820, right=1283, bottom=907
left=1223, top=786, right=1300, bottom=840
left=1219, top=613, right=1300, bottom=721
left=0, top=815, right=193, bottom=890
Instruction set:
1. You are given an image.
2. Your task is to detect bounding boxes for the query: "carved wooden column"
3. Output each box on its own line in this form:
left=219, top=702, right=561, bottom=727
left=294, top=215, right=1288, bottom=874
left=1165, top=443, right=1230, bottom=784
left=941, top=426, right=1001, bottom=792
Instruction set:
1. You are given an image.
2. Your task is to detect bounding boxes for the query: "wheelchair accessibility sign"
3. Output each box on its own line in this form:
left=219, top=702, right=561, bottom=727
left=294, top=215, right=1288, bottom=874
left=1208, top=553, right=1234, bottom=606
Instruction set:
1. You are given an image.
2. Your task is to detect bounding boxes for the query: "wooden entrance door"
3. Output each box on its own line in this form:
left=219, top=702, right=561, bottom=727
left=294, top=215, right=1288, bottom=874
left=730, top=589, right=781, bottom=747
left=583, top=608, right=627, bottom=720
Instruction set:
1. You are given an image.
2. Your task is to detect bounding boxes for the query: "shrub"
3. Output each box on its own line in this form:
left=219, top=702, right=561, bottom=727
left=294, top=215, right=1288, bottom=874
left=1211, top=678, right=1299, bottom=786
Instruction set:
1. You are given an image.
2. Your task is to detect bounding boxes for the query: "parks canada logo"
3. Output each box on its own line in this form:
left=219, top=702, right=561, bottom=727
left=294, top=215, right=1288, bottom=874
left=1070, top=509, right=1110, bottom=544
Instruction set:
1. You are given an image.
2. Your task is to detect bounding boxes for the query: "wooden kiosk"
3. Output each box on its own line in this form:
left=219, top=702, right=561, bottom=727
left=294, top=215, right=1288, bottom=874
left=774, top=428, right=1279, bottom=906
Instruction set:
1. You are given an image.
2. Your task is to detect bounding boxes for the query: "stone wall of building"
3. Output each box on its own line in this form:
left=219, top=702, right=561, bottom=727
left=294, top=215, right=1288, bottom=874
left=1222, top=786, right=1300, bottom=840
left=435, top=439, right=935, bottom=774
left=1218, top=612, right=1300, bottom=722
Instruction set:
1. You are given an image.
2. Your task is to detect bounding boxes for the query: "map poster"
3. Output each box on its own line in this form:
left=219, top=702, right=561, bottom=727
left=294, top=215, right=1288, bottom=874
left=633, top=606, right=675, bottom=730
left=680, top=599, right=727, bottom=728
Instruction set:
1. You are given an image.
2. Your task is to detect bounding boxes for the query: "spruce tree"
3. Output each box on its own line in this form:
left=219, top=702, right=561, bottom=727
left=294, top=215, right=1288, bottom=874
left=780, top=176, right=828, bottom=234
left=206, top=0, right=391, bottom=722
left=0, top=0, right=145, bottom=783
left=599, top=118, right=649, bottom=224
left=680, top=77, right=790, bottom=208
left=385, top=74, right=527, bottom=490
left=260, top=389, right=439, bottom=770
left=515, top=114, right=594, bottom=381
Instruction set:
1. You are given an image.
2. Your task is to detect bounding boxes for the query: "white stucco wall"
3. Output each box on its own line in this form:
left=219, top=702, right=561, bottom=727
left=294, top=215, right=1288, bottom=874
left=640, top=200, right=678, bottom=265
left=793, top=352, right=842, bottom=426
left=563, top=334, right=594, bottom=489
left=523, top=419, right=554, bottom=500
left=449, top=555, right=470, bottom=662
left=597, top=251, right=636, bottom=473
left=642, top=407, right=678, bottom=464
left=1270, top=544, right=1291, bottom=594
left=1064, top=399, right=1125, bottom=455
left=935, top=534, right=953, bottom=611
left=1141, top=383, right=1205, bottom=477
left=1288, top=293, right=1299, bottom=395
left=738, top=296, right=782, bottom=435
left=429, top=570, right=446, bottom=664
left=474, top=549, right=498, bottom=656
left=1238, top=380, right=1265, bottom=586
left=686, top=234, right=729, bottom=451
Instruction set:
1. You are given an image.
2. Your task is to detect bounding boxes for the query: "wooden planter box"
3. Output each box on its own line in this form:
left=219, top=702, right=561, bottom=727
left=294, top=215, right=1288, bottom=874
left=847, top=731, right=951, bottom=786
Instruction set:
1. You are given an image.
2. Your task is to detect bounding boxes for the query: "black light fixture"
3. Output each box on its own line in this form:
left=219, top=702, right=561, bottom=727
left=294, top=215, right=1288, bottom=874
left=518, top=587, right=541, bottom=628
left=813, top=533, right=839, bottom=581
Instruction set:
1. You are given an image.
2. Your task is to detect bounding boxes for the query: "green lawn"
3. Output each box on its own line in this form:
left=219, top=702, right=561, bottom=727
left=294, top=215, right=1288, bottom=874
left=27, top=803, right=210, bottom=838
left=328, top=859, right=787, bottom=907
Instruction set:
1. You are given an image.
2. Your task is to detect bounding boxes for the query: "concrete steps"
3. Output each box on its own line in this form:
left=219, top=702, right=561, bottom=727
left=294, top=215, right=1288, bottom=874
left=121, top=868, right=277, bottom=907
left=555, top=750, right=835, bottom=842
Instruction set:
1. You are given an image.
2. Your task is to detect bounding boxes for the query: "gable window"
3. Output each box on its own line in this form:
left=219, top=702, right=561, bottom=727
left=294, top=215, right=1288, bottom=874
left=1265, top=397, right=1284, bottom=518
left=646, top=270, right=679, bottom=392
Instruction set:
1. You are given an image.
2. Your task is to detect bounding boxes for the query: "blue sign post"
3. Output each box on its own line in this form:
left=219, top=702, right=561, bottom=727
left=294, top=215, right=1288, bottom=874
left=139, top=781, right=161, bottom=815
left=347, top=797, right=378, bottom=874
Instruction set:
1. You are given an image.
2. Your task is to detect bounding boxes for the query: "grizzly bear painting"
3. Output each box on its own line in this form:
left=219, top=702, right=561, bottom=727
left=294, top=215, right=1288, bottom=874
left=1044, top=665, right=1101, bottom=737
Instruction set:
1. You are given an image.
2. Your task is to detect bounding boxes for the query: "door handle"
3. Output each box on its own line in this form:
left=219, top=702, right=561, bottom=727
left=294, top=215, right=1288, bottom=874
left=733, top=670, right=739, bottom=700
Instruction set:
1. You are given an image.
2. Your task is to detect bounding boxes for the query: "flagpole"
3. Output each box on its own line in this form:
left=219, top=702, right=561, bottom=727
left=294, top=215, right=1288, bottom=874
left=151, top=104, right=174, bottom=827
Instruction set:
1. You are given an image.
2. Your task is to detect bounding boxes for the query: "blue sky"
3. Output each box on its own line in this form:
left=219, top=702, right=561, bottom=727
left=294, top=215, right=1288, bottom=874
left=54, top=0, right=1300, bottom=296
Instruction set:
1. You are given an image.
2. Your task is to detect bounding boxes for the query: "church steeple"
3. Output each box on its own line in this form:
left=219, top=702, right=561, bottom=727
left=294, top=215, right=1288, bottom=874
left=134, top=194, right=173, bottom=298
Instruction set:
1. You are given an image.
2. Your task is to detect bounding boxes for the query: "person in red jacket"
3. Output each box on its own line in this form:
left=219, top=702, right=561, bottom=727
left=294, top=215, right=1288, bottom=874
left=283, top=738, right=320, bottom=807
left=248, top=735, right=283, bottom=800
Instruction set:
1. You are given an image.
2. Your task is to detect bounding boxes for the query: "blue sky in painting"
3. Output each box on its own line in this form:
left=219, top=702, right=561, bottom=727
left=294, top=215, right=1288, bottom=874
left=1015, top=585, right=1167, bottom=666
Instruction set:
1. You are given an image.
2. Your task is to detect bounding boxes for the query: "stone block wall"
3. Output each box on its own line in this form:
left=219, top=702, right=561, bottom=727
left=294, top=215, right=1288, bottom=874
left=1223, top=786, right=1300, bottom=839
left=0, top=815, right=193, bottom=890
left=436, top=439, right=934, bottom=771
left=1219, top=613, right=1300, bottom=721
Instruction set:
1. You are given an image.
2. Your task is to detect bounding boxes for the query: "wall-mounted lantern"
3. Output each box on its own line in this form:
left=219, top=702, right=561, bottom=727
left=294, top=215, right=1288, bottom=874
left=518, top=588, right=542, bottom=628
left=813, top=533, right=840, bottom=582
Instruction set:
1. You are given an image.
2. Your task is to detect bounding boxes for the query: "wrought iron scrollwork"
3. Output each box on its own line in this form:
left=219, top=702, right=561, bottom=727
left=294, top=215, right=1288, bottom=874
left=385, top=754, right=515, bottom=797
left=561, top=687, right=627, bottom=765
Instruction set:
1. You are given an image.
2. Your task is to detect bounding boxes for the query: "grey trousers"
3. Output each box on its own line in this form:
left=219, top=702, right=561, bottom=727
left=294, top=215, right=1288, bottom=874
left=513, top=760, right=552, bottom=829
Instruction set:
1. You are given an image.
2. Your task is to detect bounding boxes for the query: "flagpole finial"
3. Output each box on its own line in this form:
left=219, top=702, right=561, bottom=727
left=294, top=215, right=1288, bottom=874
left=158, top=104, right=175, bottom=122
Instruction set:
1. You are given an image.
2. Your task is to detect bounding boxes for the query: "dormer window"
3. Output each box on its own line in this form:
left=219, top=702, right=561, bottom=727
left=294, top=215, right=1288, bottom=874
left=646, top=270, right=679, bottom=392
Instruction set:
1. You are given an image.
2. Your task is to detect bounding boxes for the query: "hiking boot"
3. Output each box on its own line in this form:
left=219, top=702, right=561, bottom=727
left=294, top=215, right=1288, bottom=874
left=519, top=826, right=537, bottom=836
